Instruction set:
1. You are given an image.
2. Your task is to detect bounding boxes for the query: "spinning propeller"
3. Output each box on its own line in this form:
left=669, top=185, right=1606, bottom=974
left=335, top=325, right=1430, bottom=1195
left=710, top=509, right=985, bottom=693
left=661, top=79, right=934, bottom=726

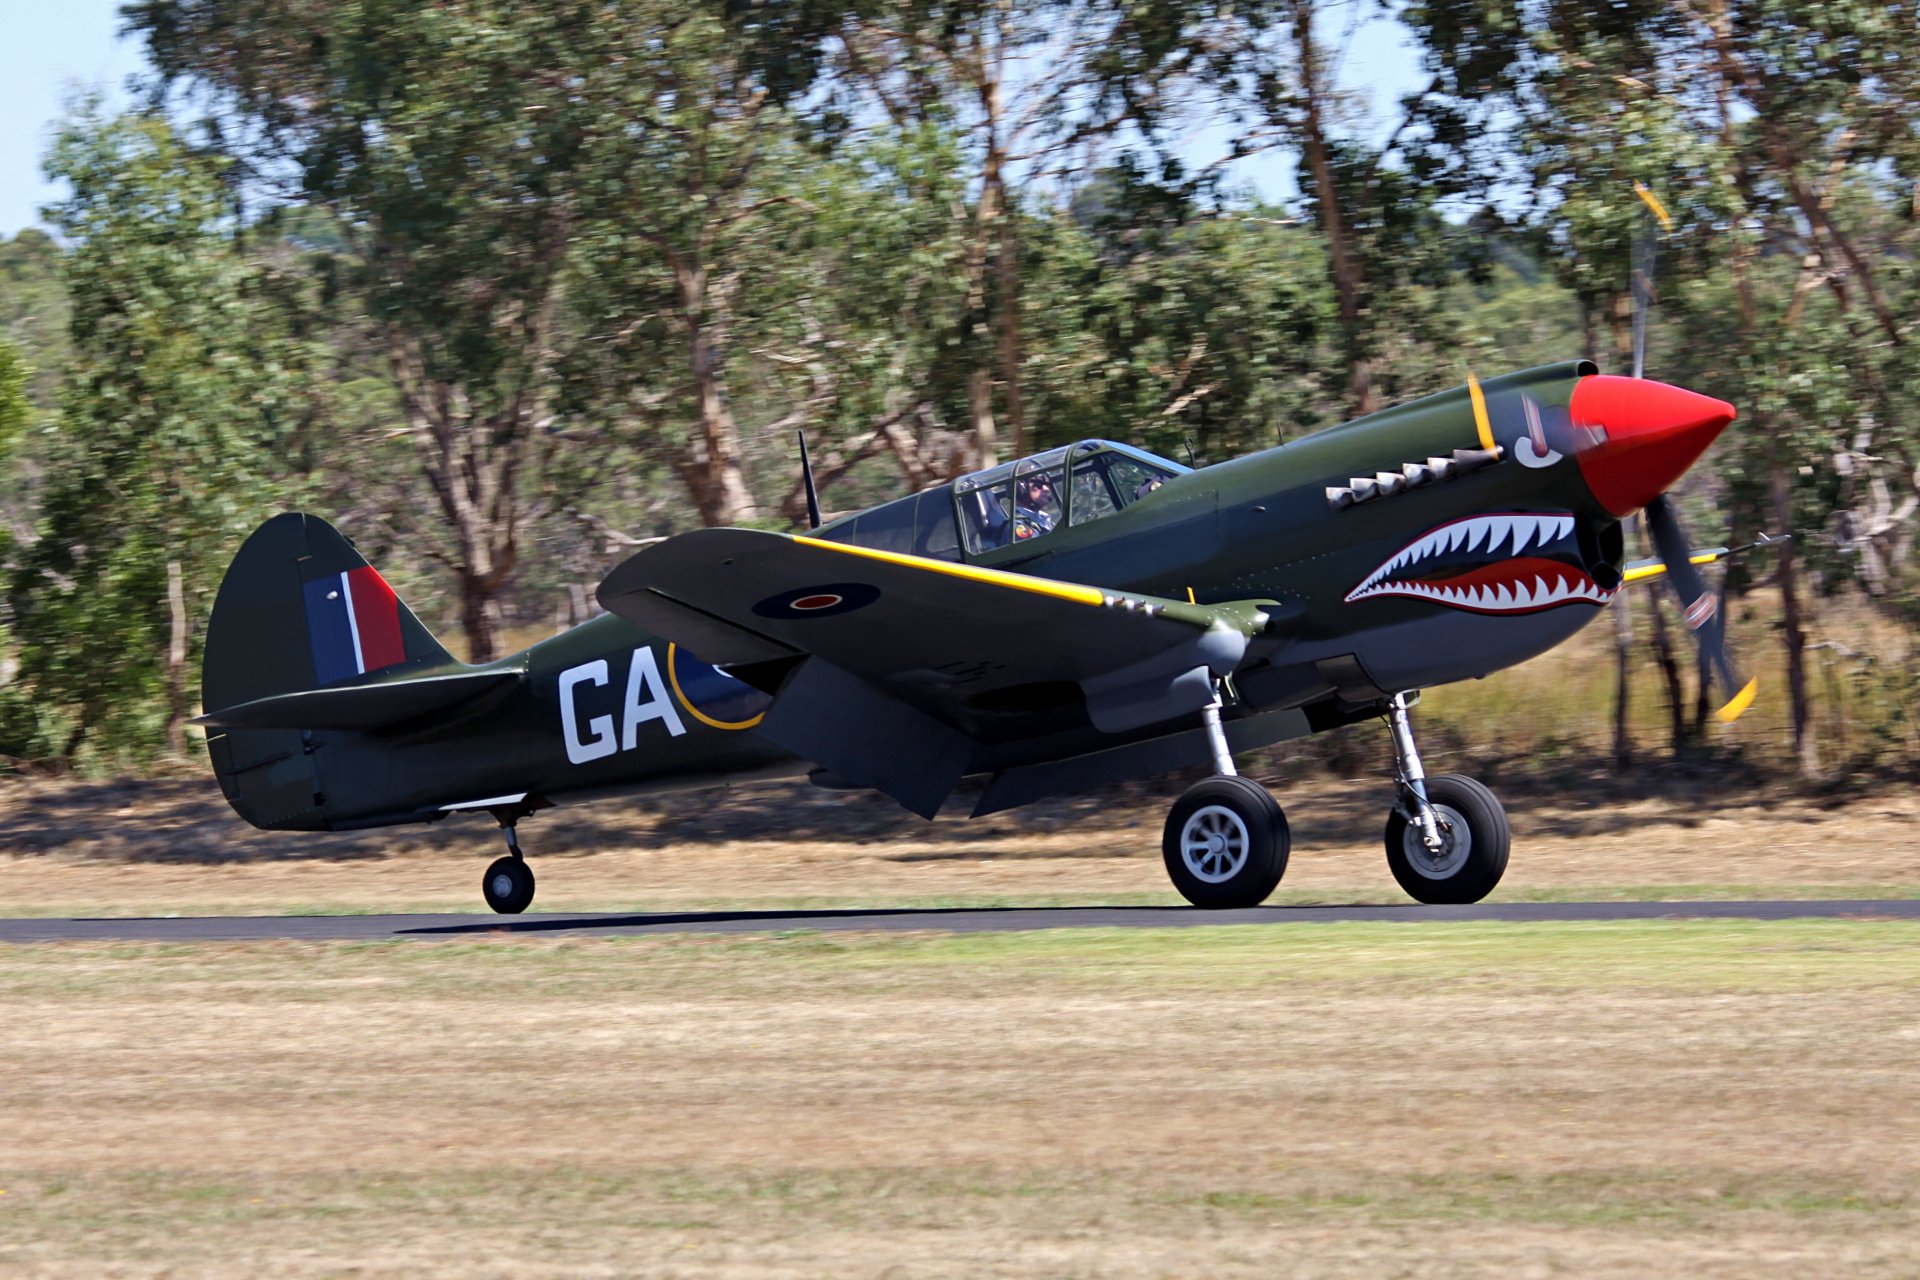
left=1616, top=184, right=1757, bottom=723
left=1466, top=184, right=1757, bottom=722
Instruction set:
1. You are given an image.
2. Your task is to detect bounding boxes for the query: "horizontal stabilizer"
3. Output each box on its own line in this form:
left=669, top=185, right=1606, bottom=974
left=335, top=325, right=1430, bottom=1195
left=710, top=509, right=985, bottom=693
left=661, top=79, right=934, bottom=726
left=195, top=669, right=521, bottom=731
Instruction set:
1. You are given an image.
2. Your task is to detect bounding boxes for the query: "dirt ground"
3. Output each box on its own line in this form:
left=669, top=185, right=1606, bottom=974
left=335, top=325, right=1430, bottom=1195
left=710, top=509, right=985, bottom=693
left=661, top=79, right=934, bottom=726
left=0, top=766, right=1915, bottom=916
left=1, top=923, right=1917, bottom=1277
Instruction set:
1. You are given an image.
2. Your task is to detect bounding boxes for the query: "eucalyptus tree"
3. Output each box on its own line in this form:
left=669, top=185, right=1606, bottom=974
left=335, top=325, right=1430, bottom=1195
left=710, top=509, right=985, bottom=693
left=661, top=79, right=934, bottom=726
left=1403, top=0, right=1920, bottom=773
left=4, top=109, right=308, bottom=764
left=814, top=0, right=1245, bottom=464
left=129, top=0, right=844, bottom=657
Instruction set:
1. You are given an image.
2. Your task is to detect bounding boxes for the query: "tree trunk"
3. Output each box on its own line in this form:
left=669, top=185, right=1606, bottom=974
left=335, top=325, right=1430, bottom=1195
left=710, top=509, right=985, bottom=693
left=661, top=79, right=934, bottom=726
left=1609, top=292, right=1634, bottom=372
left=1644, top=590, right=1688, bottom=755
left=995, top=211, right=1028, bottom=459
left=1772, top=468, right=1818, bottom=777
left=1611, top=582, right=1633, bottom=771
left=1707, top=0, right=1756, bottom=331
left=1636, top=521, right=1689, bottom=753
left=458, top=568, right=504, bottom=666
left=687, top=326, right=757, bottom=526
left=676, top=260, right=756, bottom=527
left=968, top=24, right=1020, bottom=461
left=389, top=334, right=528, bottom=668
left=1294, top=0, right=1374, bottom=418
left=165, top=558, right=188, bottom=756
left=967, top=368, right=1000, bottom=470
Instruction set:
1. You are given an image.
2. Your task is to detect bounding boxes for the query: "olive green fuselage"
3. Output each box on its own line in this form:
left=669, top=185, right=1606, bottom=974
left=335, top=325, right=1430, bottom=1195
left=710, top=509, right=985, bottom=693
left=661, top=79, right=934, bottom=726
left=266, top=361, right=1628, bottom=831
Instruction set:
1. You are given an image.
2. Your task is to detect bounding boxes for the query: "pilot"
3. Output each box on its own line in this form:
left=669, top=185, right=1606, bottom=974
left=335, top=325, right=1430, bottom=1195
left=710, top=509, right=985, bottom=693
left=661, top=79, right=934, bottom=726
left=1135, top=476, right=1165, bottom=500
left=1014, top=475, right=1059, bottom=539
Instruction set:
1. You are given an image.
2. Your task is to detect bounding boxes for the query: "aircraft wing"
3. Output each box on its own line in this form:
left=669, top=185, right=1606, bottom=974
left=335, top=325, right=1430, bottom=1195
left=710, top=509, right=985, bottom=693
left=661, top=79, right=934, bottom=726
left=596, top=528, right=1277, bottom=816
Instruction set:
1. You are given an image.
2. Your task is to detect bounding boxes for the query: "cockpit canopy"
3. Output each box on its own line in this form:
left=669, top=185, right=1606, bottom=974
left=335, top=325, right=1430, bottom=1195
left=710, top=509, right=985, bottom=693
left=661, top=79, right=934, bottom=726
left=815, top=440, right=1188, bottom=562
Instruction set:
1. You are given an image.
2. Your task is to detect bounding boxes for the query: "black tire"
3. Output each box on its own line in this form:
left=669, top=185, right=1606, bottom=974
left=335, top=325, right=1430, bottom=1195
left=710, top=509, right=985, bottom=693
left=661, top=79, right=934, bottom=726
left=1384, top=774, right=1509, bottom=905
left=482, top=856, right=536, bottom=914
left=1162, top=776, right=1290, bottom=909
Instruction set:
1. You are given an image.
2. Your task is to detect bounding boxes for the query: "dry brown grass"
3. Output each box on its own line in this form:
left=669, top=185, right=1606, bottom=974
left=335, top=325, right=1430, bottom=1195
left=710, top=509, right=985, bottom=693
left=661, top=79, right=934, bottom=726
left=0, top=767, right=1916, bottom=918
left=1, top=923, right=1917, bottom=1277
left=4, top=736, right=1916, bottom=1274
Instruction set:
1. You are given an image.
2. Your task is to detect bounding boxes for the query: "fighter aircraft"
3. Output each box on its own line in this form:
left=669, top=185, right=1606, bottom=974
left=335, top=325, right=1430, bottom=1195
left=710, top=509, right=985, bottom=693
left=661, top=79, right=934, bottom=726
left=196, top=345, right=1755, bottom=914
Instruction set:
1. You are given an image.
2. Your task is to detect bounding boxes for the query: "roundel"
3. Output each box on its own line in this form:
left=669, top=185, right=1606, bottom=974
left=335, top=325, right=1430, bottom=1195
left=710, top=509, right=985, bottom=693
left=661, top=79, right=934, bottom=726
left=750, top=581, right=881, bottom=620
left=666, top=645, right=774, bottom=731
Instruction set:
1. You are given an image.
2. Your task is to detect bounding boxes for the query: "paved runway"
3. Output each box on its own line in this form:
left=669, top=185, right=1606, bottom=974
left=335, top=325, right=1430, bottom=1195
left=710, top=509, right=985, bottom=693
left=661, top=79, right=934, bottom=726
left=2, top=898, right=1918, bottom=943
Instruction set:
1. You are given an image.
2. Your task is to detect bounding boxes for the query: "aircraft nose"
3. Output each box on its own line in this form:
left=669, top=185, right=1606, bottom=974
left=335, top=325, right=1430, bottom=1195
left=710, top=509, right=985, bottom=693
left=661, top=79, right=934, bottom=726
left=1570, top=374, right=1736, bottom=516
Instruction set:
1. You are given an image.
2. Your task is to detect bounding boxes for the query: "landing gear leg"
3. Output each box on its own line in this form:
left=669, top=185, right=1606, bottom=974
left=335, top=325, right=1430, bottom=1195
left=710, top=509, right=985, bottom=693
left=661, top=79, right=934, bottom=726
left=1381, top=692, right=1509, bottom=905
left=1385, top=692, right=1444, bottom=854
left=482, top=821, right=536, bottom=915
left=1162, top=684, right=1290, bottom=909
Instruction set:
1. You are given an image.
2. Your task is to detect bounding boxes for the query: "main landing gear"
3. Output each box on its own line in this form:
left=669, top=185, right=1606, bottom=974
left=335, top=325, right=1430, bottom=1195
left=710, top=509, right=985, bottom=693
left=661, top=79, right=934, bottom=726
left=1162, top=689, right=1291, bottom=909
left=482, top=821, right=537, bottom=914
left=1381, top=692, right=1508, bottom=904
left=1159, top=687, right=1509, bottom=908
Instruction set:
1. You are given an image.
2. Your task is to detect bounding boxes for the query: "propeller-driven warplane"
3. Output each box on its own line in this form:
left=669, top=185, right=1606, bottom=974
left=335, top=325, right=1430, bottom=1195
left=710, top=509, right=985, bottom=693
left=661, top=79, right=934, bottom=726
left=198, top=194, right=1761, bottom=914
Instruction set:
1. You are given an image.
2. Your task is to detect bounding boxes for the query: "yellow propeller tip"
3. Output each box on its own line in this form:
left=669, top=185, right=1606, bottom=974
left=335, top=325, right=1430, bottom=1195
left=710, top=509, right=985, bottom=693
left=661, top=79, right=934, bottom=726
left=1716, top=677, right=1759, bottom=724
left=1465, top=369, right=1496, bottom=452
left=1632, top=181, right=1674, bottom=231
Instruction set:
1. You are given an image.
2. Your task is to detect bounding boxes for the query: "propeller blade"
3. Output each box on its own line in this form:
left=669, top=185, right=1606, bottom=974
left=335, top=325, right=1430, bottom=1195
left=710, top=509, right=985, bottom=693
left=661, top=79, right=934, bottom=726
left=1465, top=369, right=1497, bottom=453
left=1643, top=494, right=1757, bottom=722
left=1629, top=183, right=1672, bottom=382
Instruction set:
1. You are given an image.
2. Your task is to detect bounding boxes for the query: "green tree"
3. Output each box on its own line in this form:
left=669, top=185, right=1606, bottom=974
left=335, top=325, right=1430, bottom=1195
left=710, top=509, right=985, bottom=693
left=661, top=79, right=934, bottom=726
left=0, top=340, right=25, bottom=464
left=132, top=0, right=863, bottom=653
left=3, top=108, right=304, bottom=766
left=0, top=230, right=69, bottom=420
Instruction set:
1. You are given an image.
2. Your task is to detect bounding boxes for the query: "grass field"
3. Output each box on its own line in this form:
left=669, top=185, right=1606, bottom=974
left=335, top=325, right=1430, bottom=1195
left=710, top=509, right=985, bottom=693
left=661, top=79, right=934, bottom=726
left=2, top=922, right=1918, bottom=1277
left=5, top=625, right=1920, bottom=1278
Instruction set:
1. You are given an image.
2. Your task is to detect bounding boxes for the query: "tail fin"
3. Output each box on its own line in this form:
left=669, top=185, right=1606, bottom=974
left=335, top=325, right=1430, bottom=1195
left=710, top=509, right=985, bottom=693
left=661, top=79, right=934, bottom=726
left=201, top=513, right=453, bottom=830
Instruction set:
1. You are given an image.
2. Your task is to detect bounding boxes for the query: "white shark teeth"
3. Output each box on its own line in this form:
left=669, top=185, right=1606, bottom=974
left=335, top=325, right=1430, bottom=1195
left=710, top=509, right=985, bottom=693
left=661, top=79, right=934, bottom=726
left=1349, top=513, right=1577, bottom=595
left=1345, top=513, right=1606, bottom=608
left=1346, top=572, right=1614, bottom=610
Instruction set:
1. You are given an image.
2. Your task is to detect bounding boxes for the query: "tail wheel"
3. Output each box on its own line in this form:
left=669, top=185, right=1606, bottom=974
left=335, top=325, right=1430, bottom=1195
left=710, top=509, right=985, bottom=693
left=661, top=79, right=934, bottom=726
left=482, top=856, right=536, bottom=914
left=1162, top=776, right=1289, bottom=909
left=1384, top=774, right=1509, bottom=905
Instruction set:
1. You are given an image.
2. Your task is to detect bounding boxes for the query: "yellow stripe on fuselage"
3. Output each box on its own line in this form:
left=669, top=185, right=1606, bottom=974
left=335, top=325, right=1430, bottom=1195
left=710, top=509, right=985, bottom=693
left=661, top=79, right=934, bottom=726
left=791, top=535, right=1108, bottom=607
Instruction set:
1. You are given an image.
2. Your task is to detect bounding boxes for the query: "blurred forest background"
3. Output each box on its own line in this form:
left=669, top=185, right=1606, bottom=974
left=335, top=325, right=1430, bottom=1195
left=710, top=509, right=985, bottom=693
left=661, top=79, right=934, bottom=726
left=0, top=0, right=1915, bottom=782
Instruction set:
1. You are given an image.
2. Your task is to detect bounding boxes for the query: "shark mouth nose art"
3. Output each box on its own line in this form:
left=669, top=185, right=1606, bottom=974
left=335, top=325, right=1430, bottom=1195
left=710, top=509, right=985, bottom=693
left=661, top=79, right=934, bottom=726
left=1345, top=513, right=1614, bottom=613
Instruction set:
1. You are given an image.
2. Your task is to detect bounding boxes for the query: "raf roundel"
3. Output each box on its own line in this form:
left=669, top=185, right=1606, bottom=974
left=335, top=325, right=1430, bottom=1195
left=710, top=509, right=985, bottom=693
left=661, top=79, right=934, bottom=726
left=751, top=581, right=881, bottom=621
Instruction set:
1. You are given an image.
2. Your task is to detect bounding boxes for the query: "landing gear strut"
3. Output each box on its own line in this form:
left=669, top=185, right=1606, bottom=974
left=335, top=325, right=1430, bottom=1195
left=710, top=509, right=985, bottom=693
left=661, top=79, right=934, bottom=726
left=482, top=821, right=536, bottom=914
left=1162, top=685, right=1290, bottom=909
left=1381, top=692, right=1509, bottom=904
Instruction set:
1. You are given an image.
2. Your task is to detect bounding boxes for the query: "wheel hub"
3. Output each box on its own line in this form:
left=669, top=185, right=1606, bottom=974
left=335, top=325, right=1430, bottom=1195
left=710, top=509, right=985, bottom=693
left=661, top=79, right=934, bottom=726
left=1181, top=804, right=1252, bottom=884
left=1403, top=803, right=1471, bottom=879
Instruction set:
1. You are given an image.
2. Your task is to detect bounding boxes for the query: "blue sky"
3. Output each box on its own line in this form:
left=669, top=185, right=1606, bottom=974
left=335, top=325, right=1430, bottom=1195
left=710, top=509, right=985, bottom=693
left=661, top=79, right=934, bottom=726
left=0, top=3, right=1423, bottom=237
left=1, top=0, right=149, bottom=234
